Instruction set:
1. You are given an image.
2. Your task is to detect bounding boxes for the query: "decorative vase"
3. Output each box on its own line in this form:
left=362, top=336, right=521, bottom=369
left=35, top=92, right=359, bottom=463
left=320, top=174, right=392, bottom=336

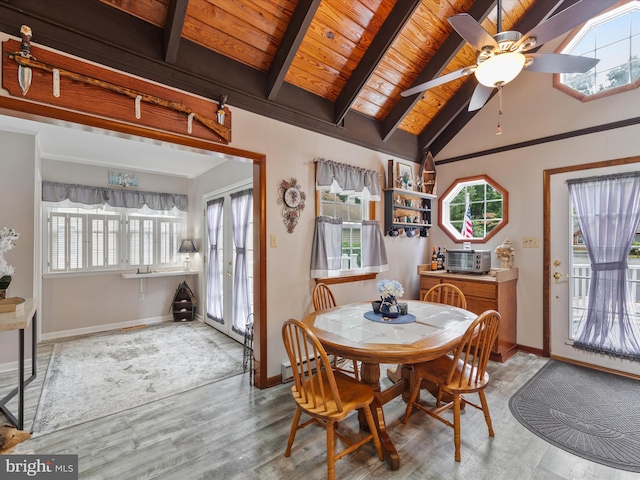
left=0, top=275, right=10, bottom=300
left=379, top=296, right=400, bottom=318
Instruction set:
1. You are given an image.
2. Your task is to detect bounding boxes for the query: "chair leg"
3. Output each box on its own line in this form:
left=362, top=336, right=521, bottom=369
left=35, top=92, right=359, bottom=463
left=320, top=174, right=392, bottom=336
left=352, top=360, right=359, bottom=380
left=478, top=390, right=494, bottom=437
left=285, top=406, right=302, bottom=457
left=327, top=420, right=336, bottom=480
left=362, top=406, right=384, bottom=461
left=452, top=394, right=461, bottom=462
left=402, top=372, right=422, bottom=424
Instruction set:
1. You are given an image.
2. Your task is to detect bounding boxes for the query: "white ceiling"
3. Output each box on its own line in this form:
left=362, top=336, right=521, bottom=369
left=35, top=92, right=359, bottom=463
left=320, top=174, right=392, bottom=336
left=0, top=111, right=229, bottom=178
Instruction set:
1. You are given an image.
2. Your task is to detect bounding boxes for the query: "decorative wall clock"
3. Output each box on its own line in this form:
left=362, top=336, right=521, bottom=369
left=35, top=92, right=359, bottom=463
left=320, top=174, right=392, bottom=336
left=277, top=178, right=306, bottom=233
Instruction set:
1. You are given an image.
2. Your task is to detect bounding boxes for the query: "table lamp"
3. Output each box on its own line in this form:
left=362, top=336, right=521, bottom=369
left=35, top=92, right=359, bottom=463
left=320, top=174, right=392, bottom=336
left=178, top=239, right=197, bottom=271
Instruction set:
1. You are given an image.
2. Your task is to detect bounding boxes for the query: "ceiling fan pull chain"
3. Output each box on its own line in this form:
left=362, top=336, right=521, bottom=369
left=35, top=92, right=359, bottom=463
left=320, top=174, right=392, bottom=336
left=496, top=85, right=503, bottom=135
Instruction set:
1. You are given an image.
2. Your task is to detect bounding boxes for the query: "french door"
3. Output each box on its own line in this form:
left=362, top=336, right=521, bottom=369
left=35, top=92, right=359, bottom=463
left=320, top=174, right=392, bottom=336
left=204, top=182, right=253, bottom=344
left=549, top=163, right=640, bottom=375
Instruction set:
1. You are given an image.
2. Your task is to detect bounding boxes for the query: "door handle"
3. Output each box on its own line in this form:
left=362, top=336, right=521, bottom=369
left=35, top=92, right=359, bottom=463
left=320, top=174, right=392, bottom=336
left=553, top=272, right=568, bottom=279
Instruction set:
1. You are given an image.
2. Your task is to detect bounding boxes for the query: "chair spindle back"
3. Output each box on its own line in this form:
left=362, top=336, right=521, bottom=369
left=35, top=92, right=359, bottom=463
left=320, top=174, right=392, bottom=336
left=423, top=283, right=467, bottom=310
left=282, top=319, right=343, bottom=414
left=312, top=283, right=337, bottom=311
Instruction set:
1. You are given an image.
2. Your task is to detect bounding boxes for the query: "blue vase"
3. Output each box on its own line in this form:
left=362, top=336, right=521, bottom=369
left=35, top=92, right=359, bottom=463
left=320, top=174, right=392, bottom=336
left=379, top=296, right=400, bottom=318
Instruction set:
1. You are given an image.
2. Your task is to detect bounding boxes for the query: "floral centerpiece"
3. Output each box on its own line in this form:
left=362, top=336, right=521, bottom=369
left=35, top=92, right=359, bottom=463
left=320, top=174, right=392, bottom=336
left=0, top=227, right=20, bottom=294
left=377, top=279, right=404, bottom=318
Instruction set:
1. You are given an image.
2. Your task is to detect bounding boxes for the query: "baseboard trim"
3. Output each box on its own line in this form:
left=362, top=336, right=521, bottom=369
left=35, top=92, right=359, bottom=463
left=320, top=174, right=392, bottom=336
left=516, top=344, right=545, bottom=357
left=0, top=358, right=33, bottom=374
left=39, top=315, right=173, bottom=342
left=550, top=354, right=640, bottom=381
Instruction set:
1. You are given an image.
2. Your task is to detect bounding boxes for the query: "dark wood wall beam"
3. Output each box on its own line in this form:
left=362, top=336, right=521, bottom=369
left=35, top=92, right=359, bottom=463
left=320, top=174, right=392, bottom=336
left=420, top=0, right=573, bottom=157
left=0, top=0, right=419, bottom=160
left=333, top=0, right=421, bottom=125
left=380, top=0, right=496, bottom=142
left=164, top=0, right=188, bottom=64
left=266, top=0, right=320, bottom=101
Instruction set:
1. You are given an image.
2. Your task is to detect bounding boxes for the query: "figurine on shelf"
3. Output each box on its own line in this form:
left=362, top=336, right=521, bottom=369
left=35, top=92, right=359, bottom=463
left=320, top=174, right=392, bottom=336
left=495, top=239, right=515, bottom=269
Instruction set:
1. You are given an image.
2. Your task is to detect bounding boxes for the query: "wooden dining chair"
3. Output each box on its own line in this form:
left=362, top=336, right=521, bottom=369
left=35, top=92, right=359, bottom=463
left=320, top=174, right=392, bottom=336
left=401, top=310, right=501, bottom=462
left=423, top=283, right=467, bottom=309
left=281, top=319, right=383, bottom=480
left=311, top=283, right=359, bottom=380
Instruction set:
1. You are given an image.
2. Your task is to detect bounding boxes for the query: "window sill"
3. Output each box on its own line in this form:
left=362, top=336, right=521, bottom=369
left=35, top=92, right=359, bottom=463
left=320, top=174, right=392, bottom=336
left=316, top=272, right=378, bottom=285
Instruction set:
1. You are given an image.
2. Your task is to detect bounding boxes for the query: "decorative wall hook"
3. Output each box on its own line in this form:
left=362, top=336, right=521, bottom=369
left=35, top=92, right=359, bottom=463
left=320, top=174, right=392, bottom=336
left=217, top=94, right=227, bottom=124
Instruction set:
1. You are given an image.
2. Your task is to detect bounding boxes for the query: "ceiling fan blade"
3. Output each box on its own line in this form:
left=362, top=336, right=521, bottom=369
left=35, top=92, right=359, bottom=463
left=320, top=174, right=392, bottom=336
left=448, top=13, right=498, bottom=51
left=515, top=0, right=619, bottom=52
left=468, top=83, right=494, bottom=111
left=401, top=67, right=475, bottom=97
left=525, top=53, right=599, bottom=73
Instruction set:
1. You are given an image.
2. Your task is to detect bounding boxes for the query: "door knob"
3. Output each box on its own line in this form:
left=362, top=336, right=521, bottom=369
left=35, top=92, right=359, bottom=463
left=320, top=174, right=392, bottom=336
left=553, top=272, right=568, bottom=279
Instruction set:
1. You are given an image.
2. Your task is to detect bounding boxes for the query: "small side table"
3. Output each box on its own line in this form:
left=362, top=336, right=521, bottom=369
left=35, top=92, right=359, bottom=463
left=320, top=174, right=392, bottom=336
left=0, top=298, right=37, bottom=430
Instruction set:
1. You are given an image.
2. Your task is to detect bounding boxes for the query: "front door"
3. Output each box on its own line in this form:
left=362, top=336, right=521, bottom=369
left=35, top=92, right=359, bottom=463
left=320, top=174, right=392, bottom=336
left=204, top=181, right=253, bottom=344
left=549, top=163, right=640, bottom=375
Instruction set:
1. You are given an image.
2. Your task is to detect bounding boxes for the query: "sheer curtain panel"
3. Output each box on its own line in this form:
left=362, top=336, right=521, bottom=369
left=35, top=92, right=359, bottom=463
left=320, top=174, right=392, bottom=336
left=310, top=216, right=343, bottom=278
left=231, top=189, right=253, bottom=335
left=206, top=198, right=224, bottom=324
left=361, top=220, right=388, bottom=273
left=568, top=172, right=640, bottom=360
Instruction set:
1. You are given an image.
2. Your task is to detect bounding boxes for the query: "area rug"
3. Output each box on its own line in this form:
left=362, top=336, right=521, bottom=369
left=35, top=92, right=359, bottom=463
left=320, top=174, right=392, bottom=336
left=33, top=322, right=244, bottom=435
left=509, top=360, right=640, bottom=472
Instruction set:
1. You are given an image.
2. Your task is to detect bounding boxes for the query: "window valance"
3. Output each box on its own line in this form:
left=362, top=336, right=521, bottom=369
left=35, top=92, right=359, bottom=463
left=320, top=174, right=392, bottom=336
left=42, top=181, right=188, bottom=212
left=315, top=158, right=381, bottom=200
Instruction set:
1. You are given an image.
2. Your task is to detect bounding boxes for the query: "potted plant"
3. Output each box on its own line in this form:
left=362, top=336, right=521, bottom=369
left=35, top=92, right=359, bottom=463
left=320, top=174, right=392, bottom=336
left=0, top=227, right=19, bottom=299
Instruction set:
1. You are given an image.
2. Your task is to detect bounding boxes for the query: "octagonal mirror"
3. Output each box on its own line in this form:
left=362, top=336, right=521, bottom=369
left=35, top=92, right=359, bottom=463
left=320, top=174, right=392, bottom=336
left=438, top=174, right=508, bottom=243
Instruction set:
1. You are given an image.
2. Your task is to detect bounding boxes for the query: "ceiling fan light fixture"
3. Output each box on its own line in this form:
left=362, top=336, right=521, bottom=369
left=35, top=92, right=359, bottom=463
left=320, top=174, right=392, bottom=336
left=475, top=52, right=526, bottom=87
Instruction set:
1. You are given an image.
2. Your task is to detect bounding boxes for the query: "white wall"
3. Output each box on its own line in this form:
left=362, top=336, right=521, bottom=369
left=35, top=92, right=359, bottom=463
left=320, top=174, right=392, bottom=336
left=0, top=130, right=36, bottom=364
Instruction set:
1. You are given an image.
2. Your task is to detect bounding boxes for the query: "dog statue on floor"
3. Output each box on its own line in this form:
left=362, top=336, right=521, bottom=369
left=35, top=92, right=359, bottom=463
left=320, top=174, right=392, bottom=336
left=0, top=423, right=31, bottom=454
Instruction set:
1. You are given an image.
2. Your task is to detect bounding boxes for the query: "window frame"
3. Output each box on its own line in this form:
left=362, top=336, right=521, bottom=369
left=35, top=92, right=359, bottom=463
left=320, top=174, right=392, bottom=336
left=314, top=190, right=378, bottom=283
left=44, top=207, right=185, bottom=275
left=553, top=1, right=640, bottom=102
left=438, top=174, right=508, bottom=244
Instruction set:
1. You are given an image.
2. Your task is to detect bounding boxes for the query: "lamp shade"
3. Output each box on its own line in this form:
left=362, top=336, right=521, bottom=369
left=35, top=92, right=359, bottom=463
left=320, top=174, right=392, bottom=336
left=178, top=239, right=197, bottom=253
left=474, top=52, right=526, bottom=88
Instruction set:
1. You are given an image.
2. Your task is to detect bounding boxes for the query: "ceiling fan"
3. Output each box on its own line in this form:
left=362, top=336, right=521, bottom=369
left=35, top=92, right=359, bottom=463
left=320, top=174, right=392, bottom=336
left=401, top=0, right=618, bottom=112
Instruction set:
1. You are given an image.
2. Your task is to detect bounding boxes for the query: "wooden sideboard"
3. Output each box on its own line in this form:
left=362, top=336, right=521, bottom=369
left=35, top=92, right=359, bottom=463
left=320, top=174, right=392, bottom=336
left=417, top=266, right=518, bottom=362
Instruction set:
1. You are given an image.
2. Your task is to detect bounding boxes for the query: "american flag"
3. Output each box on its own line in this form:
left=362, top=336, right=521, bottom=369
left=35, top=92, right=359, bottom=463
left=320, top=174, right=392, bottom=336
left=463, top=193, right=473, bottom=238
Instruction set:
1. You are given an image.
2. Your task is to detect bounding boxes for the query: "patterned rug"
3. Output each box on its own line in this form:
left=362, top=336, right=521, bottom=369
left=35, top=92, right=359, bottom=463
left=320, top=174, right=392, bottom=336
left=509, top=360, right=640, bottom=472
left=33, top=322, right=243, bottom=435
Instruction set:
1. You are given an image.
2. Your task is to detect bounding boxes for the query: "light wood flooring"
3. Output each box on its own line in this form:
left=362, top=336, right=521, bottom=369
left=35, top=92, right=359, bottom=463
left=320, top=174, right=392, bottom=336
left=0, top=326, right=638, bottom=480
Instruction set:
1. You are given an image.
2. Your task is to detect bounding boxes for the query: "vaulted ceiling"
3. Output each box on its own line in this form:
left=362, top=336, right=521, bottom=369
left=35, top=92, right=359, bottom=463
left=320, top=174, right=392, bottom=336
left=0, top=0, right=605, bottom=162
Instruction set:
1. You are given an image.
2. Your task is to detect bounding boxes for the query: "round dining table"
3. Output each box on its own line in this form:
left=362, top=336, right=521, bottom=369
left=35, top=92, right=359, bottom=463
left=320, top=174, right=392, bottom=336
left=301, top=299, right=476, bottom=471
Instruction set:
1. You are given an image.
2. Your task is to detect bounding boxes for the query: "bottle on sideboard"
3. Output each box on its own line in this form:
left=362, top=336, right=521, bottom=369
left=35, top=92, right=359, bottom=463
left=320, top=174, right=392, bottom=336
left=431, top=246, right=438, bottom=271
left=437, top=247, right=445, bottom=270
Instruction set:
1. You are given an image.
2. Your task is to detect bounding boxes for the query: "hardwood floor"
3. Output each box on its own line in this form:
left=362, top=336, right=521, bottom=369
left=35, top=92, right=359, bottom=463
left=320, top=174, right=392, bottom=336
left=1, top=331, right=637, bottom=480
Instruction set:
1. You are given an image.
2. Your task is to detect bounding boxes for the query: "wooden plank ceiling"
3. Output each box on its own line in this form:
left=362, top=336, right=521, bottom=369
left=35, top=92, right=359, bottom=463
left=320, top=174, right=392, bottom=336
left=0, top=0, right=577, bottom=161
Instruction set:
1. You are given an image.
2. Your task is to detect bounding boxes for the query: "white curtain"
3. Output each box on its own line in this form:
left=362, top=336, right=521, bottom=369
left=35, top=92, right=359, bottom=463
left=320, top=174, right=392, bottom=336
left=310, top=216, right=343, bottom=278
left=231, top=189, right=253, bottom=335
left=206, top=198, right=224, bottom=324
left=361, top=220, right=388, bottom=273
left=568, top=172, right=640, bottom=360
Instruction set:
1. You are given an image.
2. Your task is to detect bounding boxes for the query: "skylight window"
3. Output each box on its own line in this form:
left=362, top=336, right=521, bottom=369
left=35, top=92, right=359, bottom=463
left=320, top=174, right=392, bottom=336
left=555, top=1, right=640, bottom=98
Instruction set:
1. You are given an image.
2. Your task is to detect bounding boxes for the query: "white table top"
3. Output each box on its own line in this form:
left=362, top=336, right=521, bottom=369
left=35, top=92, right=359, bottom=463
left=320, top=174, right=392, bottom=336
left=304, top=300, right=476, bottom=365
left=0, top=298, right=37, bottom=332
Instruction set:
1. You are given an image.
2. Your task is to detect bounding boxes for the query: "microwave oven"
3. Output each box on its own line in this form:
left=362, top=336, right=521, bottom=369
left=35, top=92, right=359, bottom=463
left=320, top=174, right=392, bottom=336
left=445, top=249, right=491, bottom=274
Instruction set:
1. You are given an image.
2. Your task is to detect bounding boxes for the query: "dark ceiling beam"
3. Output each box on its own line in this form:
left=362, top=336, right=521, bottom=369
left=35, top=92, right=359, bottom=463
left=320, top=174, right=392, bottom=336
left=266, top=0, right=320, bottom=101
left=0, top=0, right=419, bottom=160
left=164, top=0, right=188, bottom=64
left=333, top=0, right=421, bottom=125
left=380, top=0, right=496, bottom=142
left=420, top=0, right=577, bottom=157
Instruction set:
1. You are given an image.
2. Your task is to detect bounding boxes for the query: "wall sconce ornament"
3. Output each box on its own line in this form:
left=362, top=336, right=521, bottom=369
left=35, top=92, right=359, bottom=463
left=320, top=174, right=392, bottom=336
left=277, top=178, right=306, bottom=233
